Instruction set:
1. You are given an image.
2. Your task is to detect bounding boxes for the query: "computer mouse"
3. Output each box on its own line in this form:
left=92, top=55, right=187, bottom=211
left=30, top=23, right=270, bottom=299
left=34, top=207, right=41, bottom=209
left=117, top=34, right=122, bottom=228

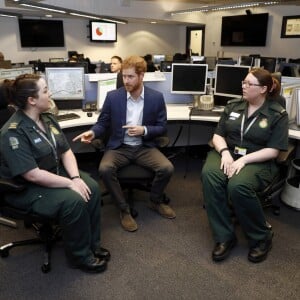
left=87, top=112, right=93, bottom=117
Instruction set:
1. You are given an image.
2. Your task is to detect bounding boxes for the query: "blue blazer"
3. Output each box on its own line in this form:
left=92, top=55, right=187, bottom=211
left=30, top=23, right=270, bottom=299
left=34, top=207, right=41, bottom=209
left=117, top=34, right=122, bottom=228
left=91, top=86, right=167, bottom=149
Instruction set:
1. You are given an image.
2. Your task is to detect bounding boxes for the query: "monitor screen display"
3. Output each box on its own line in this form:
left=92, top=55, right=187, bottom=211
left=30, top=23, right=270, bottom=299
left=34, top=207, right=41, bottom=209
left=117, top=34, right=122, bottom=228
left=89, top=21, right=117, bottom=42
left=45, top=67, right=85, bottom=100
left=18, top=19, right=65, bottom=48
left=171, top=63, right=208, bottom=94
left=259, top=57, right=277, bottom=73
left=221, top=13, right=269, bottom=46
left=214, top=64, right=250, bottom=98
left=97, top=78, right=117, bottom=110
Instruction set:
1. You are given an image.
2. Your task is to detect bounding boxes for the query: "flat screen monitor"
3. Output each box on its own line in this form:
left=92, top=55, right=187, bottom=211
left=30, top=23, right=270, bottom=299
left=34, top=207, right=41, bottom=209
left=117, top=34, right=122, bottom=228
left=89, top=21, right=117, bottom=42
left=45, top=67, right=85, bottom=100
left=153, top=55, right=166, bottom=65
left=171, top=63, right=208, bottom=95
left=214, top=64, right=250, bottom=98
left=259, top=57, right=277, bottom=73
left=205, top=56, right=217, bottom=71
left=35, top=62, right=88, bottom=74
left=240, top=56, right=253, bottom=66
left=18, top=19, right=65, bottom=48
left=97, top=78, right=117, bottom=110
left=221, top=13, right=269, bottom=46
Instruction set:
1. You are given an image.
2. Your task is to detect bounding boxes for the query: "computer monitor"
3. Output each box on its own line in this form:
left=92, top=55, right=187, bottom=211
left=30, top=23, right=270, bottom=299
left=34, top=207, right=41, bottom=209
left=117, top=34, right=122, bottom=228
left=160, top=61, right=172, bottom=72
left=35, top=62, right=88, bottom=74
left=171, top=63, right=208, bottom=95
left=99, top=62, right=111, bottom=73
left=217, top=59, right=237, bottom=65
left=97, top=78, right=117, bottom=111
left=153, top=55, right=166, bottom=65
left=205, top=56, right=217, bottom=71
left=45, top=67, right=85, bottom=100
left=278, top=63, right=300, bottom=77
left=214, top=64, right=250, bottom=98
left=0, top=67, right=33, bottom=80
left=259, top=57, right=277, bottom=73
left=240, top=56, right=253, bottom=66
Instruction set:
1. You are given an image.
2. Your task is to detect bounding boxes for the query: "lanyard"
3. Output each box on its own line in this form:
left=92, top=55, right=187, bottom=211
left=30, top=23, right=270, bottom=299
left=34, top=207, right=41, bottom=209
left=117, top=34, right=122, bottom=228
left=33, top=125, right=59, bottom=174
left=240, top=113, right=258, bottom=144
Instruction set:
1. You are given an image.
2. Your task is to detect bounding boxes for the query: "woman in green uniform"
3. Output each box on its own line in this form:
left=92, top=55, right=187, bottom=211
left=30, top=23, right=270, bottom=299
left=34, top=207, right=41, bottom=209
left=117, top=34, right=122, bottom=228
left=201, top=68, right=288, bottom=263
left=0, top=74, right=110, bottom=273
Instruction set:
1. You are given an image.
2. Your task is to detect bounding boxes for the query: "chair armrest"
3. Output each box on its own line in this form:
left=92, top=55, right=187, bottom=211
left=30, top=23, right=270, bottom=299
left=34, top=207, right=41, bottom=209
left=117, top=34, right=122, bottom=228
left=0, top=178, right=26, bottom=193
left=277, top=142, right=295, bottom=164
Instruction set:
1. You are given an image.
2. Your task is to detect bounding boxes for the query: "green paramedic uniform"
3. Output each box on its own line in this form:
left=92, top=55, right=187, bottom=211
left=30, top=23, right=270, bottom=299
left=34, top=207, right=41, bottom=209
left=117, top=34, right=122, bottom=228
left=201, top=98, right=289, bottom=247
left=0, top=110, right=102, bottom=265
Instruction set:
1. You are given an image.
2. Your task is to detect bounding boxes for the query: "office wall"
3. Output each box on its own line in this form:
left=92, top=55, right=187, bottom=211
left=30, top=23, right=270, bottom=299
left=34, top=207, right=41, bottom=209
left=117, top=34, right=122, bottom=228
left=0, top=17, right=185, bottom=64
left=194, top=6, right=300, bottom=60
left=0, top=4, right=299, bottom=64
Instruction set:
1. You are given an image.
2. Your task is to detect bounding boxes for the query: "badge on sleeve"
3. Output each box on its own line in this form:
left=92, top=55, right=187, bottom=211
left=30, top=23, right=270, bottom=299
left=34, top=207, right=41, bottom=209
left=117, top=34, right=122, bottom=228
left=9, top=137, right=19, bottom=150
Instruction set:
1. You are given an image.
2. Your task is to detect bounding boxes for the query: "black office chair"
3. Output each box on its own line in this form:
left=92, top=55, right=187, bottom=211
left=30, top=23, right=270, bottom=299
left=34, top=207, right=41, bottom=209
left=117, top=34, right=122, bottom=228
left=0, top=80, right=60, bottom=273
left=92, top=135, right=171, bottom=217
left=257, top=142, right=295, bottom=215
left=0, top=178, right=61, bottom=273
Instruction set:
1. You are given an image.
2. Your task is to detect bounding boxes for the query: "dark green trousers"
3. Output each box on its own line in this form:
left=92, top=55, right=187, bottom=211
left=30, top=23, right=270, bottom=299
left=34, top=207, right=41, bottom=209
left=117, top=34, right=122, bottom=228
left=201, top=150, right=276, bottom=247
left=6, top=170, right=101, bottom=265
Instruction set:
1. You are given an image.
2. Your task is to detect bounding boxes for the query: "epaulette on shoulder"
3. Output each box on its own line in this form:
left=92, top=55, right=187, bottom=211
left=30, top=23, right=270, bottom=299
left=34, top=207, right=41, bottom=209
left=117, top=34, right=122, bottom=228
left=270, top=102, right=287, bottom=115
left=7, top=121, right=19, bottom=130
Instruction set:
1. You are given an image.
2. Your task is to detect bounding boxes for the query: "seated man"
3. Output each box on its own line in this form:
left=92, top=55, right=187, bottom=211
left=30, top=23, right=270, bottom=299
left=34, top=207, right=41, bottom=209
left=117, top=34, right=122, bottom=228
left=73, top=55, right=175, bottom=232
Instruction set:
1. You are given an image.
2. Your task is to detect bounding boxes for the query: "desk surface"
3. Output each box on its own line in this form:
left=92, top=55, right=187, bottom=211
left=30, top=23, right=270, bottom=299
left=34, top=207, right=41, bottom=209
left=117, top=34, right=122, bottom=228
left=58, top=104, right=300, bottom=140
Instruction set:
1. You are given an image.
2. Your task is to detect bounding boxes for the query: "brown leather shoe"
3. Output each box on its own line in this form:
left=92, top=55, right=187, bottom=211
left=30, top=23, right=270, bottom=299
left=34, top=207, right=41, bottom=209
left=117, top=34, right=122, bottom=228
left=149, top=203, right=176, bottom=219
left=120, top=211, right=138, bottom=232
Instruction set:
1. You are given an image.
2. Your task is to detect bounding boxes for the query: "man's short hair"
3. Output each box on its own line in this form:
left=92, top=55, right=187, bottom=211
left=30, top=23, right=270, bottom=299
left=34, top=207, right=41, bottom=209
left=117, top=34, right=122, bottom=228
left=111, top=55, right=122, bottom=63
left=122, top=55, right=147, bottom=74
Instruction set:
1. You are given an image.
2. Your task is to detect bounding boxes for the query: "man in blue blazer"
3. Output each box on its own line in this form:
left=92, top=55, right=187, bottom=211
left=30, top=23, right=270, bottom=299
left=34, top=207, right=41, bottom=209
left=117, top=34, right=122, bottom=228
left=74, top=55, right=176, bottom=232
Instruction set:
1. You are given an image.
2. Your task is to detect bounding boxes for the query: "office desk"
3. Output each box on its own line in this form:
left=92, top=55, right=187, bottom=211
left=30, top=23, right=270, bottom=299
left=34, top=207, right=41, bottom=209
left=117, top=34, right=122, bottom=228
left=58, top=104, right=300, bottom=154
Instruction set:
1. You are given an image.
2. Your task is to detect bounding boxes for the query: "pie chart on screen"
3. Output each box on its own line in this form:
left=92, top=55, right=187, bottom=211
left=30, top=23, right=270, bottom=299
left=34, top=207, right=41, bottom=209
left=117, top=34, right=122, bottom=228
left=96, top=27, right=103, bottom=36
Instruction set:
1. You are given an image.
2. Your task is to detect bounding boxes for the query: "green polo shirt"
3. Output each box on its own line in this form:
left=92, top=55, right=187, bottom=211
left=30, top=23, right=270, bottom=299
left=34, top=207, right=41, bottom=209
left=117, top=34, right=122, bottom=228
left=215, top=98, right=289, bottom=155
left=0, top=110, right=70, bottom=179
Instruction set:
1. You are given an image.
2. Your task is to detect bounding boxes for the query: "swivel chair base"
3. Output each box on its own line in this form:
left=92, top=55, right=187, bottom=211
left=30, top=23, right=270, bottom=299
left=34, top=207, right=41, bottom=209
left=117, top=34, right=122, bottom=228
left=0, top=222, right=61, bottom=273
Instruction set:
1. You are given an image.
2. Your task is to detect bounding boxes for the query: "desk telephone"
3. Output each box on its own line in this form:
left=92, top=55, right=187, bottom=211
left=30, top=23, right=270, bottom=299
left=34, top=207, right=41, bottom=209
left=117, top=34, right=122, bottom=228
left=193, top=95, right=214, bottom=110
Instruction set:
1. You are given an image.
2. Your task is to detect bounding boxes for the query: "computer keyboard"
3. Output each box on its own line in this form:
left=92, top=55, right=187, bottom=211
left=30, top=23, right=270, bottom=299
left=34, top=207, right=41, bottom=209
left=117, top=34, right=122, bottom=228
left=55, top=112, right=81, bottom=122
left=190, top=107, right=222, bottom=117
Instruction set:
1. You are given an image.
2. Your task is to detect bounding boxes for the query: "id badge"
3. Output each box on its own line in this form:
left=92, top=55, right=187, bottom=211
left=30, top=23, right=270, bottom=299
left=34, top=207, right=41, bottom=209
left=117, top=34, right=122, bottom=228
left=234, top=146, right=247, bottom=156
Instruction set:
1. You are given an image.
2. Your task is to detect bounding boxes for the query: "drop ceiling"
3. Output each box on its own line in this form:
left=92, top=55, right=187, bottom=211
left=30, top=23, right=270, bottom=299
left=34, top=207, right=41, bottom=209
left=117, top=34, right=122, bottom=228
left=1, top=0, right=300, bottom=24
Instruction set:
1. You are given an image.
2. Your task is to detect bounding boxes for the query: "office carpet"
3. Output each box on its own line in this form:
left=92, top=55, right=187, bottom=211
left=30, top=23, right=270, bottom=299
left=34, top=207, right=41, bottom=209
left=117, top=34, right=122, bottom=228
left=0, top=149, right=299, bottom=300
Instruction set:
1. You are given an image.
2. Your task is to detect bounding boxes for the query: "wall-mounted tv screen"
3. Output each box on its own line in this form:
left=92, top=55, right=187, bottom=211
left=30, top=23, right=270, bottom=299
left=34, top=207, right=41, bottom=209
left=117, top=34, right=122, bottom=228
left=18, top=19, right=64, bottom=48
left=221, top=13, right=269, bottom=46
left=89, top=21, right=117, bottom=42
